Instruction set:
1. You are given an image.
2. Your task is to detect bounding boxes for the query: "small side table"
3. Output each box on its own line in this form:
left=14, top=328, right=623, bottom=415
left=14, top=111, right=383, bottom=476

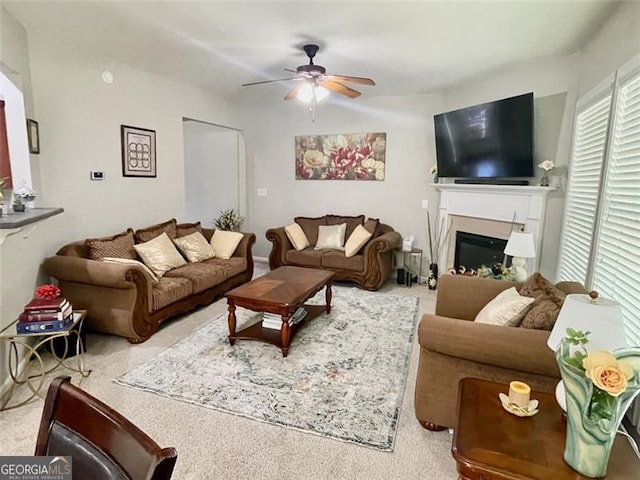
left=0, top=310, right=91, bottom=411
left=452, top=378, right=639, bottom=480
left=401, top=248, right=423, bottom=287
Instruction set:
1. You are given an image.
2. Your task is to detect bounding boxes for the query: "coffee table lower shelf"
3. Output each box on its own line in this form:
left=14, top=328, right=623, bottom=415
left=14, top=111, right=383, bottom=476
left=229, top=304, right=327, bottom=357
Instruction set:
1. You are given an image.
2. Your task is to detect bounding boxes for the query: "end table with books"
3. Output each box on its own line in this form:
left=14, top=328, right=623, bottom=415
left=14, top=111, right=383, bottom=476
left=0, top=310, right=91, bottom=411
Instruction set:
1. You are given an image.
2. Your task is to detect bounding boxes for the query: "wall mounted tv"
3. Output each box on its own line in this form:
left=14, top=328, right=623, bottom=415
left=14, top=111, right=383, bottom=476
left=434, top=92, right=534, bottom=180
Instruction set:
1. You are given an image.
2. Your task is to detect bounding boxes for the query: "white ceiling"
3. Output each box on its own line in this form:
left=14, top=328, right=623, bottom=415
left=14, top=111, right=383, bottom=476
left=4, top=1, right=620, bottom=99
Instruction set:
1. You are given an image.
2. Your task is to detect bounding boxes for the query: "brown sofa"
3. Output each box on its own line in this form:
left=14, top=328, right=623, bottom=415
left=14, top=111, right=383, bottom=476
left=266, top=214, right=401, bottom=291
left=415, top=274, right=587, bottom=430
left=43, top=220, right=255, bottom=343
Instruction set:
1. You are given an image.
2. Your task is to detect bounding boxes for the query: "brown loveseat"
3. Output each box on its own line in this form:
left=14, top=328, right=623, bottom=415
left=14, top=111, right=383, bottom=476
left=43, top=219, right=255, bottom=343
left=415, top=274, right=587, bottom=430
left=266, top=215, right=401, bottom=291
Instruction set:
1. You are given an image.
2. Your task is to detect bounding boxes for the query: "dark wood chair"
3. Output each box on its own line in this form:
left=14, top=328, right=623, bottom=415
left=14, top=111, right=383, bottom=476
left=35, top=376, right=177, bottom=480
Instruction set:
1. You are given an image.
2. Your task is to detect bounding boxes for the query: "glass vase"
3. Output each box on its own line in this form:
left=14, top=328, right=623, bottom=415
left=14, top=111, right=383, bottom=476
left=540, top=171, right=550, bottom=187
left=556, top=340, right=640, bottom=478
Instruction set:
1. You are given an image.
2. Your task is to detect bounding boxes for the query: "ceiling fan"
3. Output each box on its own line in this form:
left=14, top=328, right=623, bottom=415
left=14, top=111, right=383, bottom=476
left=242, top=44, right=375, bottom=102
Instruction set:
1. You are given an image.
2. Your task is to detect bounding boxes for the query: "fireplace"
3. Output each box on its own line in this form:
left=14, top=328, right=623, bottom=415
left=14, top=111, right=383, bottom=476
left=454, top=231, right=512, bottom=270
left=434, top=184, right=555, bottom=274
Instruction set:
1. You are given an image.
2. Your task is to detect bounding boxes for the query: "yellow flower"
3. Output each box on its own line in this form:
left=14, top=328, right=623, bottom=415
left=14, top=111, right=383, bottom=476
left=582, top=351, right=617, bottom=372
left=583, top=350, right=634, bottom=397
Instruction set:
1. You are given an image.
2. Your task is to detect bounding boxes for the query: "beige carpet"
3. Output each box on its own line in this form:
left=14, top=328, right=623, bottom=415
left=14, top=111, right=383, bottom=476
left=0, top=262, right=457, bottom=479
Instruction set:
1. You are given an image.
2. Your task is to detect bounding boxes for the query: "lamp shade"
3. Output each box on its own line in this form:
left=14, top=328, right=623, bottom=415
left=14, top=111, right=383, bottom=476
left=297, top=84, right=329, bottom=103
left=547, top=293, right=628, bottom=352
left=504, top=231, right=535, bottom=258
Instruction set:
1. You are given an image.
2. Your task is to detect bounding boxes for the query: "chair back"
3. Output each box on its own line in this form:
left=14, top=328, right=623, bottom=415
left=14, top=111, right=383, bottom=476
left=35, top=376, right=177, bottom=480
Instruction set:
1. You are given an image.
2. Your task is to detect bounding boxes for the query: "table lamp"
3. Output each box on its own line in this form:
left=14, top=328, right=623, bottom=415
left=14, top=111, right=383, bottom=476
left=547, top=292, right=628, bottom=411
left=503, top=231, right=535, bottom=281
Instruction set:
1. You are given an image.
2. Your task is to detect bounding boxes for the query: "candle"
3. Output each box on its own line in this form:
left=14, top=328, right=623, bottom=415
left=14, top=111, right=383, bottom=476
left=509, top=381, right=531, bottom=408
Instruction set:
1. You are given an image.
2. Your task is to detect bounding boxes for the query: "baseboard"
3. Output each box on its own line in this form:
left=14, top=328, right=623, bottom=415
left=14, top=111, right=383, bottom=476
left=254, top=256, right=268, bottom=264
left=0, top=353, right=32, bottom=401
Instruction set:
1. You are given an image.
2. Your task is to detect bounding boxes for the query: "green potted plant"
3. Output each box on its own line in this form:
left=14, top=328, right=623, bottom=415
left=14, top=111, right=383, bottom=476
left=213, top=209, right=244, bottom=231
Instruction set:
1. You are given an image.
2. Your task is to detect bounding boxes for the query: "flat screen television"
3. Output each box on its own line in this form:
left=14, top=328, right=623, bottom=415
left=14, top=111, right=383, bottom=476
left=434, top=92, right=534, bottom=179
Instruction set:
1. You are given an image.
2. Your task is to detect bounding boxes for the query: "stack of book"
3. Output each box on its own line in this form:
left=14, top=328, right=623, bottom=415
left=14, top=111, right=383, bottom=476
left=262, top=308, right=307, bottom=330
left=17, top=297, right=74, bottom=334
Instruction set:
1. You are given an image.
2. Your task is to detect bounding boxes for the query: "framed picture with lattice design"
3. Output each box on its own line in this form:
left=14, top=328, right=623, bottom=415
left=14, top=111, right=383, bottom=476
left=121, top=125, right=156, bottom=177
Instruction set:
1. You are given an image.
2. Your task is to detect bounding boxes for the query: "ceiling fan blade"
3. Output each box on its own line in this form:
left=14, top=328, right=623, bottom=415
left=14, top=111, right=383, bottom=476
left=284, top=82, right=305, bottom=100
left=327, top=75, right=375, bottom=86
left=322, top=80, right=361, bottom=98
left=242, top=77, right=297, bottom=87
left=284, top=68, right=297, bottom=73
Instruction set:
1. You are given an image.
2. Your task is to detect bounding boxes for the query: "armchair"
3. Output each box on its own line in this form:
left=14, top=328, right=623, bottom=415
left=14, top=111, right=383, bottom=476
left=415, top=274, right=587, bottom=430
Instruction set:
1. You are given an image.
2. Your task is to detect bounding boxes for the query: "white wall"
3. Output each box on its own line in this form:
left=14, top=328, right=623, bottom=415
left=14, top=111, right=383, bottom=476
left=183, top=124, right=239, bottom=227
left=26, top=33, right=240, bottom=250
left=240, top=91, right=443, bottom=268
left=577, top=1, right=640, bottom=97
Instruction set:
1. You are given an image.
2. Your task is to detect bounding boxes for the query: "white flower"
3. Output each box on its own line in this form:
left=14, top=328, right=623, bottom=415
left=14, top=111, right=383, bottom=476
left=13, top=183, right=36, bottom=201
left=302, top=150, right=328, bottom=169
left=322, top=135, right=348, bottom=154
left=538, top=160, right=555, bottom=171
left=361, top=158, right=385, bottom=180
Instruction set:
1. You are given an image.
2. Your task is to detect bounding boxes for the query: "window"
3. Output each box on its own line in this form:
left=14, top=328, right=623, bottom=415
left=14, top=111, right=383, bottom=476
left=557, top=55, right=640, bottom=346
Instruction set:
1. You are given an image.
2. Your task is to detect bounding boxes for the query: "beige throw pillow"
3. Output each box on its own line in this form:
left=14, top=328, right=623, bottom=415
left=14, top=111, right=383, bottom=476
left=344, top=224, right=372, bottom=257
left=210, top=230, right=243, bottom=259
left=474, top=287, right=535, bottom=326
left=173, top=231, right=215, bottom=263
left=101, top=257, right=159, bottom=285
left=315, top=223, right=346, bottom=251
left=284, top=223, right=310, bottom=251
left=133, top=232, right=187, bottom=277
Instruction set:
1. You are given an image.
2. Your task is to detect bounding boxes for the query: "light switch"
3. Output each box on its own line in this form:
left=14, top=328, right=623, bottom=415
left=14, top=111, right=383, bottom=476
left=421, top=199, right=429, bottom=210
left=257, top=188, right=267, bottom=197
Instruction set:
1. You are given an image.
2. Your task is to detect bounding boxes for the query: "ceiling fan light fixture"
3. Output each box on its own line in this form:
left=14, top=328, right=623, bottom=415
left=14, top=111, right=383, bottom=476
left=297, top=83, right=329, bottom=103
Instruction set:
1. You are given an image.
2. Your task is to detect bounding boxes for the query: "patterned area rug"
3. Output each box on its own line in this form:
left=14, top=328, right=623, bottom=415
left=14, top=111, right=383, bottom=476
left=116, top=286, right=419, bottom=451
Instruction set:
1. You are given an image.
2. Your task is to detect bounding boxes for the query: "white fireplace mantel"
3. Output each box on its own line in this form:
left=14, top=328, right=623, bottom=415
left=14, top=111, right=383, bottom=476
left=433, top=184, right=556, bottom=273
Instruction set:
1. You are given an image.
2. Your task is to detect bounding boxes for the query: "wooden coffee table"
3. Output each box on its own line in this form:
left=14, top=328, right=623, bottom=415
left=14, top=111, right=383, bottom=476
left=225, top=266, right=334, bottom=357
left=452, top=378, right=640, bottom=480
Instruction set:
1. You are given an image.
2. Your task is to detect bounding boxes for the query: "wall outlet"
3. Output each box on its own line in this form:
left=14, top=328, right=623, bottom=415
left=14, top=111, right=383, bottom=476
left=421, top=199, right=429, bottom=210
left=90, top=171, right=104, bottom=180
left=257, top=188, right=267, bottom=197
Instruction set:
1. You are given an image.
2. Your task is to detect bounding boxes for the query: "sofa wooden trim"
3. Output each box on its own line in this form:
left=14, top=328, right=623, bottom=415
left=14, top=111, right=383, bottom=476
left=43, top=229, right=255, bottom=343
left=266, top=222, right=401, bottom=291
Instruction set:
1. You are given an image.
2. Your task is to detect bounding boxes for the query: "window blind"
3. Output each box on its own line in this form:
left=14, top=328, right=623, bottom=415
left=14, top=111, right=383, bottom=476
left=592, top=72, right=640, bottom=346
left=556, top=93, right=612, bottom=283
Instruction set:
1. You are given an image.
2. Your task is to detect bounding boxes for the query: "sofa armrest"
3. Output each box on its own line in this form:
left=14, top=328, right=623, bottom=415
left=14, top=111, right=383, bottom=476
left=266, top=227, right=292, bottom=270
left=231, top=232, right=256, bottom=258
left=42, top=256, right=151, bottom=289
left=435, top=274, right=519, bottom=320
left=364, top=230, right=402, bottom=254
left=418, top=314, right=559, bottom=378
left=556, top=281, right=588, bottom=295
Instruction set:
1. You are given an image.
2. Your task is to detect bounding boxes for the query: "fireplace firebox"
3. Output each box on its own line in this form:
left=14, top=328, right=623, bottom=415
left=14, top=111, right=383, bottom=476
left=454, top=231, right=512, bottom=270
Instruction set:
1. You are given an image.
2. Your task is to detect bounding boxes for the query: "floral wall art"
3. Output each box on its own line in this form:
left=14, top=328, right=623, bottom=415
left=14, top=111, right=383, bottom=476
left=295, top=133, right=386, bottom=180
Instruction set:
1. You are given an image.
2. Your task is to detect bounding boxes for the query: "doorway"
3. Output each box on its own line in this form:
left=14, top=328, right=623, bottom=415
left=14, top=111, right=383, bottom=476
left=182, top=118, right=244, bottom=229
